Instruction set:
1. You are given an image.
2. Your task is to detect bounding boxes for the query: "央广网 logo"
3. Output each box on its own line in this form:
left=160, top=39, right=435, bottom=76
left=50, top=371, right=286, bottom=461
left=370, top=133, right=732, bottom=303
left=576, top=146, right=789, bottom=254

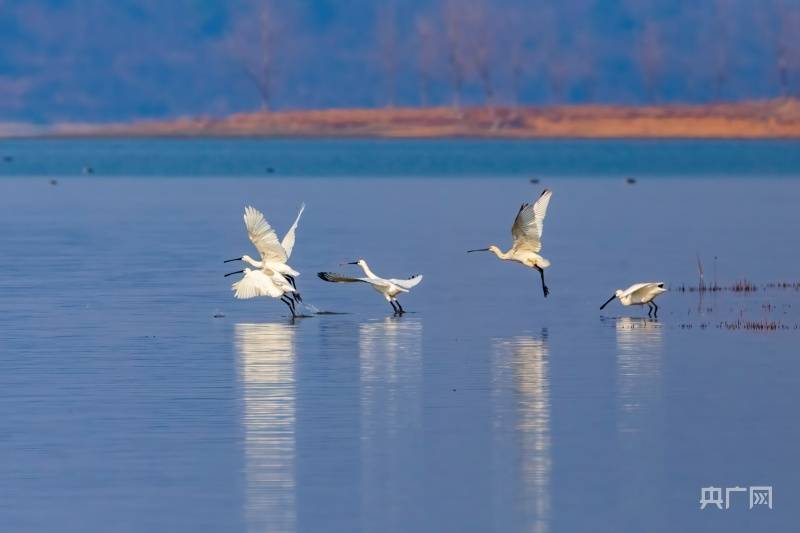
left=699, top=486, right=772, bottom=510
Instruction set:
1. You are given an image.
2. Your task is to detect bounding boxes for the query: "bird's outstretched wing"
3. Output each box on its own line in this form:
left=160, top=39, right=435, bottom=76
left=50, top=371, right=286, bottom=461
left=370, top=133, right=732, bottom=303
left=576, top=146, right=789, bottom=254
left=622, top=282, right=664, bottom=298
left=232, top=269, right=284, bottom=299
left=244, top=206, right=287, bottom=263
left=511, top=189, right=552, bottom=253
left=388, top=274, right=423, bottom=290
left=281, top=203, right=305, bottom=259
left=317, top=272, right=388, bottom=287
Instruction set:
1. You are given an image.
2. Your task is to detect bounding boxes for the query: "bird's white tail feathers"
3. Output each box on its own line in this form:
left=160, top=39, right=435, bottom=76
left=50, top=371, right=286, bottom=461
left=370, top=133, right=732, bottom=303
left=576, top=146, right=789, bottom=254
left=537, top=258, right=551, bottom=269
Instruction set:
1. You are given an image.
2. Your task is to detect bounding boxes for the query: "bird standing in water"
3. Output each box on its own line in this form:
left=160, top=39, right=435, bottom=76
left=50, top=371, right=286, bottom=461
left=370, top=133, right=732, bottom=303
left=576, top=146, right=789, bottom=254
left=600, top=282, right=667, bottom=318
left=318, top=259, right=423, bottom=315
left=468, top=189, right=553, bottom=298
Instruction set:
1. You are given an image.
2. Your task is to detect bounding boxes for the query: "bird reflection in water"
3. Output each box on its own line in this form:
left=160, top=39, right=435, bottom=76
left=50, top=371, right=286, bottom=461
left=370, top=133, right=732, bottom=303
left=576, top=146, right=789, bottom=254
left=358, top=317, right=423, bottom=530
left=615, top=317, right=663, bottom=433
left=614, top=317, right=664, bottom=525
left=235, top=323, right=297, bottom=533
left=492, top=332, right=550, bottom=533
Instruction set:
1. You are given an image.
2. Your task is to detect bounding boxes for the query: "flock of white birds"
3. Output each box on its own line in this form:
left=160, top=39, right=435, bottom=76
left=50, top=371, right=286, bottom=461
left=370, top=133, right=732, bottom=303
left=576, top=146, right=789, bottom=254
left=224, top=189, right=666, bottom=318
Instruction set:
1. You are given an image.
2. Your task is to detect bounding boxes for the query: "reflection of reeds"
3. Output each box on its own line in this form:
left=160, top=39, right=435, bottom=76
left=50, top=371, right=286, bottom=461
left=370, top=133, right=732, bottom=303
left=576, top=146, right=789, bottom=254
left=718, top=319, right=793, bottom=331
left=680, top=320, right=799, bottom=331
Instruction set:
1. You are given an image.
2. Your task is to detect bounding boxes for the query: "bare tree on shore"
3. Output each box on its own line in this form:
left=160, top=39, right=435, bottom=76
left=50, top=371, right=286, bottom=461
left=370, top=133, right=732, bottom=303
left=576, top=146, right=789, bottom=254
left=773, top=0, right=800, bottom=97
left=711, top=0, right=733, bottom=100
left=227, top=1, right=279, bottom=111
left=507, top=23, right=528, bottom=107
left=376, top=2, right=398, bottom=108
left=536, top=5, right=568, bottom=104
left=463, top=1, right=496, bottom=111
left=637, top=21, right=664, bottom=103
left=443, top=0, right=468, bottom=111
left=414, top=14, right=437, bottom=107
left=500, top=6, right=537, bottom=111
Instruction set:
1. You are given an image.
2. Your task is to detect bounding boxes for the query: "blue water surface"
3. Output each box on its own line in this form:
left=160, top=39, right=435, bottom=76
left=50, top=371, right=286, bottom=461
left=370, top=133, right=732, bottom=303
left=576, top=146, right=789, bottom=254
left=1, top=138, right=800, bottom=177
left=0, top=139, right=799, bottom=533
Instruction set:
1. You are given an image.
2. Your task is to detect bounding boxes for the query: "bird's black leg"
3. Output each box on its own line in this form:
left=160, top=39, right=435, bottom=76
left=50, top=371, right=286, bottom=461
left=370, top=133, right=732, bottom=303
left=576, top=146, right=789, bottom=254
left=647, top=302, right=653, bottom=318
left=281, top=296, right=297, bottom=318
left=395, top=300, right=405, bottom=314
left=652, top=301, right=659, bottom=318
left=535, top=266, right=549, bottom=298
left=285, top=276, right=302, bottom=303
left=389, top=300, right=399, bottom=314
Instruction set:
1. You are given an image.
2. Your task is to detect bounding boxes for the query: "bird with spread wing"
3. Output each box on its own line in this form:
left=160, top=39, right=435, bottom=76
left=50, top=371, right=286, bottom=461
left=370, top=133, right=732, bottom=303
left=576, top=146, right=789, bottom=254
left=318, top=259, right=423, bottom=315
left=468, top=189, right=553, bottom=298
left=224, top=266, right=300, bottom=318
left=225, top=204, right=305, bottom=302
left=600, top=282, right=667, bottom=318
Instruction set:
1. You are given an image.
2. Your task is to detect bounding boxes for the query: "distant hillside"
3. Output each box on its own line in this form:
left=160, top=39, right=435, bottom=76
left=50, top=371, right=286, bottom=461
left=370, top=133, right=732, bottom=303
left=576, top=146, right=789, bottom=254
left=44, top=100, right=800, bottom=139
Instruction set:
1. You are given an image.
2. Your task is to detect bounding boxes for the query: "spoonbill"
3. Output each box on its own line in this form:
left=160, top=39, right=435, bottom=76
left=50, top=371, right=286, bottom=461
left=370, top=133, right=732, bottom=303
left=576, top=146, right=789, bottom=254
left=468, top=189, right=553, bottom=297
left=317, top=259, right=423, bottom=315
left=225, top=267, right=299, bottom=318
left=224, top=204, right=305, bottom=301
left=600, top=282, right=667, bottom=318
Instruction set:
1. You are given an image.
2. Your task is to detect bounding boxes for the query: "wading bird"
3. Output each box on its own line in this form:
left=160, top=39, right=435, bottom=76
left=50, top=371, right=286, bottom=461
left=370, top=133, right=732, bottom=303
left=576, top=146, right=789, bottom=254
left=468, top=189, right=553, bottom=297
left=225, top=267, right=299, bottom=318
left=224, top=204, right=305, bottom=302
left=600, top=282, right=667, bottom=318
left=317, top=259, right=423, bottom=315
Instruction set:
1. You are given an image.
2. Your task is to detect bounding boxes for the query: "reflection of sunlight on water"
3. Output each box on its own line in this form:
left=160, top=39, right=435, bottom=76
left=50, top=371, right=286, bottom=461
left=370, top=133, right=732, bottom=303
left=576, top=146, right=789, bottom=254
left=492, top=335, right=550, bottom=533
left=358, top=318, right=423, bottom=530
left=235, top=323, right=296, bottom=533
left=614, top=317, right=664, bottom=525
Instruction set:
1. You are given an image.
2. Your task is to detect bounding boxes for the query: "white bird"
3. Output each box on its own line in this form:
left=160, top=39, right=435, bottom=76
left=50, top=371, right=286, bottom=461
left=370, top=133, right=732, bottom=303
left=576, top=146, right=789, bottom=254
left=225, top=267, right=300, bottom=318
left=468, top=189, right=553, bottom=297
left=317, top=259, right=423, bottom=315
left=600, top=282, right=667, bottom=318
left=225, top=204, right=305, bottom=301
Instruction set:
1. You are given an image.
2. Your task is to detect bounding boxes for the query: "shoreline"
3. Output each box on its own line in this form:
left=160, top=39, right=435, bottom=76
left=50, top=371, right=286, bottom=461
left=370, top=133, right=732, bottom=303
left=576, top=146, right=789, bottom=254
left=8, top=99, right=800, bottom=140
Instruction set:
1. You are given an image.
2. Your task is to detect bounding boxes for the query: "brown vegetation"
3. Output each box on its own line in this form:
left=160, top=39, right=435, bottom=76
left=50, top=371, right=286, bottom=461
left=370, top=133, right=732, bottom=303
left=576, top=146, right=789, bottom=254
left=50, top=99, right=800, bottom=138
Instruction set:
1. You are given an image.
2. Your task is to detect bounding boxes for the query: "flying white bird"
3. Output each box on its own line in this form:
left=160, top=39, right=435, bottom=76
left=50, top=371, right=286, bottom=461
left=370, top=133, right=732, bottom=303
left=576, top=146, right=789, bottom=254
left=600, top=282, right=667, bottom=318
left=468, top=189, right=553, bottom=297
left=225, top=267, right=300, bottom=318
left=225, top=204, right=305, bottom=301
left=317, top=259, right=423, bottom=314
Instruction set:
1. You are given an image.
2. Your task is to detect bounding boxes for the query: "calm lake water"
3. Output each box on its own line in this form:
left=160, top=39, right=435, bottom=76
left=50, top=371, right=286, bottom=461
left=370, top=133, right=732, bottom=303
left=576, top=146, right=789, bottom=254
left=1, top=139, right=799, bottom=532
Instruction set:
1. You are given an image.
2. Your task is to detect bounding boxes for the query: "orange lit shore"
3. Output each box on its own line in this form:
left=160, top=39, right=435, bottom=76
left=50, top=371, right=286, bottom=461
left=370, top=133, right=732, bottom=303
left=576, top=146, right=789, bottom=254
left=46, top=99, right=800, bottom=139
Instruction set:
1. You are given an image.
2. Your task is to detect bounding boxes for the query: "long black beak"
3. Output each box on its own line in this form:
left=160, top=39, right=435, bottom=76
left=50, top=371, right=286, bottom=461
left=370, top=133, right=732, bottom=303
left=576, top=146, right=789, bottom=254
left=346, top=261, right=359, bottom=265
left=223, top=257, right=242, bottom=263
left=600, top=294, right=616, bottom=310
left=467, top=248, right=489, bottom=253
left=224, top=270, right=245, bottom=277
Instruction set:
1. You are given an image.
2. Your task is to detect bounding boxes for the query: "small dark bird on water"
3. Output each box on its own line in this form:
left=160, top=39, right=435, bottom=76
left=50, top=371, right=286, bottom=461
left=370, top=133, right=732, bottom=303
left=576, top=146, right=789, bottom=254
left=626, top=177, right=637, bottom=184
left=49, top=179, right=58, bottom=186
left=82, top=166, right=94, bottom=175
left=530, top=178, right=540, bottom=184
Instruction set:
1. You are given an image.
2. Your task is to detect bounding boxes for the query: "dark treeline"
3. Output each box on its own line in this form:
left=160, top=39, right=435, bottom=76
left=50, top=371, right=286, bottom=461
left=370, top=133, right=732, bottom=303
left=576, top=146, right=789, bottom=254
left=1, top=0, right=799, bottom=121
left=231, top=0, right=800, bottom=111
